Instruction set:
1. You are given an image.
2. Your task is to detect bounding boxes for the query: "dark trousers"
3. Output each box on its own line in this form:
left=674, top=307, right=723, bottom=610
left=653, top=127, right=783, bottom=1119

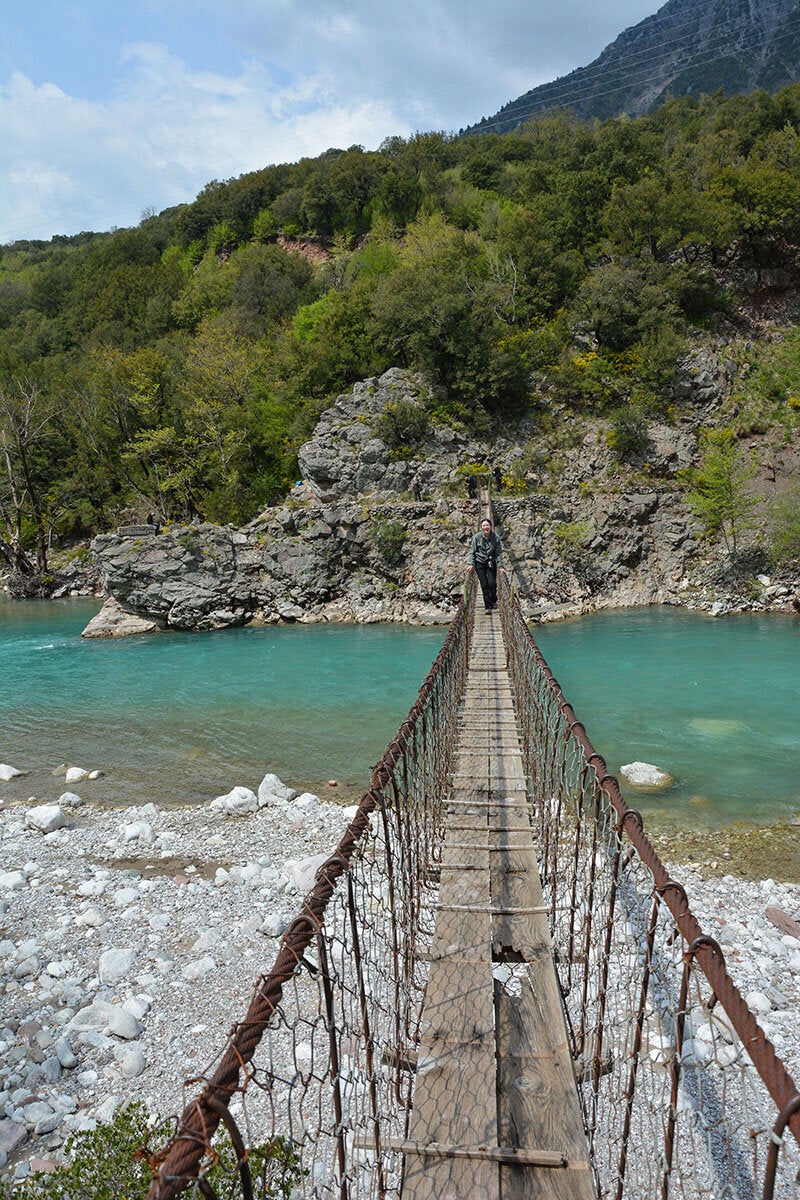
left=475, top=562, right=497, bottom=609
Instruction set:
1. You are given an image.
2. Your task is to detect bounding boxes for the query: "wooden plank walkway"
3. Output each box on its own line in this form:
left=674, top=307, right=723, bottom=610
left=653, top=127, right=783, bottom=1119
left=402, top=607, right=595, bottom=1199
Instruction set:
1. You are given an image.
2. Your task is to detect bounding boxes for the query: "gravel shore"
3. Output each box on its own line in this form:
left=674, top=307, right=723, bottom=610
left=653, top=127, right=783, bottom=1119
left=1, top=780, right=799, bottom=1185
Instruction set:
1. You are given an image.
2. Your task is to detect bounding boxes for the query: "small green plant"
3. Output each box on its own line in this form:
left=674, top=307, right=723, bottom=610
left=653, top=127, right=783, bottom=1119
left=0, top=1104, right=304, bottom=1199
left=767, top=486, right=800, bottom=565
left=607, top=405, right=650, bottom=461
left=373, top=399, right=430, bottom=456
left=175, top=527, right=200, bottom=553
left=371, top=517, right=407, bottom=565
left=554, top=520, right=592, bottom=561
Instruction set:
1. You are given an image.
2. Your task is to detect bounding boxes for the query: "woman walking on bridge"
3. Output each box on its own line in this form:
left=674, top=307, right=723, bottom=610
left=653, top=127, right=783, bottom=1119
left=467, top=518, right=504, bottom=613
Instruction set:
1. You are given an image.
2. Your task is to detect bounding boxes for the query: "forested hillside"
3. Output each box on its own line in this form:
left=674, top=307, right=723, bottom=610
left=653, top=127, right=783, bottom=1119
left=3, top=84, right=800, bottom=582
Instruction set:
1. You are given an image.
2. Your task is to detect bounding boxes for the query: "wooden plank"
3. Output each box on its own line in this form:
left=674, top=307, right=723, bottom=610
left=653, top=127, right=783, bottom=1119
left=437, top=870, right=490, bottom=911
left=461, top=746, right=520, bottom=758
left=491, top=848, right=542, bottom=878
left=439, top=842, right=491, bottom=860
left=450, top=774, right=528, bottom=787
left=407, top=958, right=499, bottom=1200
left=449, top=824, right=531, bottom=833
left=492, top=848, right=550, bottom=957
left=414, top=976, right=493, bottom=1049
left=424, top=907, right=492, bottom=961
left=384, top=1140, right=570, bottom=1167
left=496, top=972, right=594, bottom=1200
left=446, top=790, right=527, bottom=802
left=442, top=841, right=532, bottom=852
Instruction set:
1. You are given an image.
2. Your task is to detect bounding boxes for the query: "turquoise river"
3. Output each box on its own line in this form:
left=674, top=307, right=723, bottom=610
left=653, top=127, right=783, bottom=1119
left=1, top=599, right=798, bottom=838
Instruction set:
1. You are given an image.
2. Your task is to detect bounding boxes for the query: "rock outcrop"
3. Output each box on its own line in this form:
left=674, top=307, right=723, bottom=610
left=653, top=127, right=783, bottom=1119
left=86, top=366, right=799, bottom=636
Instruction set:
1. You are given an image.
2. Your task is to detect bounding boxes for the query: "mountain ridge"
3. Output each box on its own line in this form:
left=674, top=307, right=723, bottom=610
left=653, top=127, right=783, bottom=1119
left=466, top=0, right=800, bottom=133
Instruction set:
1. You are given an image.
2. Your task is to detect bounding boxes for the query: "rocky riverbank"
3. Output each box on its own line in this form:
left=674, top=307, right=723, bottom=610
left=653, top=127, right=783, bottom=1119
left=79, top=366, right=799, bottom=637
left=1, top=785, right=799, bottom=1185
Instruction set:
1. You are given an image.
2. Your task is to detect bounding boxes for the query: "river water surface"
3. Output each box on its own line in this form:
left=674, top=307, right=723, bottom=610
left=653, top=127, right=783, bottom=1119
left=1, top=600, right=798, bottom=834
left=534, top=607, right=800, bottom=830
left=0, top=598, right=445, bottom=808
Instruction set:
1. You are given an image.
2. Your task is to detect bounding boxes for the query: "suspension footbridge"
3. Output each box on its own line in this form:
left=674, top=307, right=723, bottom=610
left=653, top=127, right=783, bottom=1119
left=147, top=549, right=800, bottom=1200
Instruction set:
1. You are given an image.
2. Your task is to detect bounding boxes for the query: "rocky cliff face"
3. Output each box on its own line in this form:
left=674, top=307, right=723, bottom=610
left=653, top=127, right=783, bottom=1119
left=86, top=365, right=799, bottom=637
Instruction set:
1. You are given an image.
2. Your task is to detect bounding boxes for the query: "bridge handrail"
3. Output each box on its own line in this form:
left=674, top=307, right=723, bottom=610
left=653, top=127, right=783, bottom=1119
left=147, top=578, right=477, bottom=1199
left=498, top=571, right=800, bottom=1196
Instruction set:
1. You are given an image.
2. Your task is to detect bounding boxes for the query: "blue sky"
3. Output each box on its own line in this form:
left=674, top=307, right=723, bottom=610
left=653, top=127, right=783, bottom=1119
left=0, top=0, right=661, bottom=244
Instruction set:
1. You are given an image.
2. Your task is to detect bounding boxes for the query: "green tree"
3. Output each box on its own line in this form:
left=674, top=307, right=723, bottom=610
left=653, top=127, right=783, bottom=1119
left=686, top=428, right=757, bottom=555
left=767, top=486, right=800, bottom=565
left=0, top=377, right=57, bottom=573
left=368, top=214, right=528, bottom=413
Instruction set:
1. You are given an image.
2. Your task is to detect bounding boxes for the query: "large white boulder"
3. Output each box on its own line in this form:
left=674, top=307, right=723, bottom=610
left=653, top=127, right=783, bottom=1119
left=121, top=820, right=155, bottom=845
left=25, top=805, right=66, bottom=834
left=0, top=764, right=24, bottom=781
left=98, top=947, right=136, bottom=984
left=257, top=773, right=297, bottom=806
left=209, top=786, right=258, bottom=816
left=619, top=762, right=674, bottom=789
left=287, top=853, right=330, bottom=894
left=65, top=767, right=90, bottom=784
left=0, top=870, right=29, bottom=891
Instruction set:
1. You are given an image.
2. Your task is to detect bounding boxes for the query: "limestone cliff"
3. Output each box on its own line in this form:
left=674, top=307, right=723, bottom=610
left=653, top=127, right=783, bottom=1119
left=85, top=365, right=799, bottom=637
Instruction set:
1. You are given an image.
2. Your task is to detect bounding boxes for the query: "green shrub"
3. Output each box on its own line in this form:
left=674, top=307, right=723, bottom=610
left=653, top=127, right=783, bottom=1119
left=554, top=520, right=592, bottom=560
left=0, top=1103, right=170, bottom=1200
left=0, top=1103, right=304, bottom=1199
left=371, top=517, right=407, bottom=565
left=767, top=487, right=800, bottom=565
left=607, top=405, right=650, bottom=461
left=373, top=398, right=430, bottom=455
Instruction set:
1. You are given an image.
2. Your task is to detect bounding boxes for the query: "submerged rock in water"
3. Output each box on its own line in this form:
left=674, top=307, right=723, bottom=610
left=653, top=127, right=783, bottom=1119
left=619, top=761, right=675, bottom=789
left=0, top=764, right=25, bottom=781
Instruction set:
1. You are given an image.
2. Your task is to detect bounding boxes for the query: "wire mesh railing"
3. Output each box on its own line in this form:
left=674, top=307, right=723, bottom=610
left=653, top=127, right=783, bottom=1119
left=499, top=572, right=800, bottom=1200
left=146, top=563, right=800, bottom=1200
left=146, top=580, right=476, bottom=1200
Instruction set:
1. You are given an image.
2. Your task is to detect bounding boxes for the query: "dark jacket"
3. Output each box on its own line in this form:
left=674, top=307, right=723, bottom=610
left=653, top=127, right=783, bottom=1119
left=468, top=530, right=503, bottom=568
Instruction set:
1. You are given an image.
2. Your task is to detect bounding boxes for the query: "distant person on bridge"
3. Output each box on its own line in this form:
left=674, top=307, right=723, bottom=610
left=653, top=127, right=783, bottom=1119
left=467, top=518, right=504, bottom=613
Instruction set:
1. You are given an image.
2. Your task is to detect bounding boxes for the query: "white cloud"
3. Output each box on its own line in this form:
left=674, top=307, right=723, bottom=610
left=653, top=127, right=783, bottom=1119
left=0, top=43, right=399, bottom=242
left=0, top=0, right=661, bottom=242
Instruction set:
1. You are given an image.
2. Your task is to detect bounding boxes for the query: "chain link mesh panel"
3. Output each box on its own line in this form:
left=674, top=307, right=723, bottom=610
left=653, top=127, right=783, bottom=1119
left=147, top=583, right=476, bottom=1200
left=500, top=575, right=800, bottom=1200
